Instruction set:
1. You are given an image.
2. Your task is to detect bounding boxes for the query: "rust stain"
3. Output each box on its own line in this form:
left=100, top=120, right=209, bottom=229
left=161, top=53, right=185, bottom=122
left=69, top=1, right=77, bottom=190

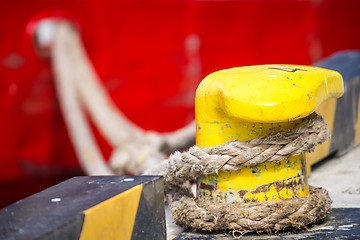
left=300, top=155, right=309, bottom=186
left=307, top=90, right=313, bottom=100
left=257, top=174, right=303, bottom=193
left=292, top=83, right=301, bottom=89
left=199, top=182, right=216, bottom=191
left=239, top=190, right=248, bottom=197
left=239, top=175, right=305, bottom=202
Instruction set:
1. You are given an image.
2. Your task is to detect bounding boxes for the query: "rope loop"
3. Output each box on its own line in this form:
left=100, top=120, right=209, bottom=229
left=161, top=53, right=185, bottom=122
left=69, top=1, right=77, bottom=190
left=145, top=112, right=332, bottom=233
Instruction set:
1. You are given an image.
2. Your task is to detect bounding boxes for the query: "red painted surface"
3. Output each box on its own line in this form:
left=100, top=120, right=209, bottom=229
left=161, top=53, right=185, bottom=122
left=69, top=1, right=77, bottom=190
left=1, top=0, right=360, bottom=208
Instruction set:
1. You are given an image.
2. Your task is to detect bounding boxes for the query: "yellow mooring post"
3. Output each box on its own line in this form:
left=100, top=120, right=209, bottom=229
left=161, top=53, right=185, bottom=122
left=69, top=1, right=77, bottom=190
left=196, top=65, right=344, bottom=203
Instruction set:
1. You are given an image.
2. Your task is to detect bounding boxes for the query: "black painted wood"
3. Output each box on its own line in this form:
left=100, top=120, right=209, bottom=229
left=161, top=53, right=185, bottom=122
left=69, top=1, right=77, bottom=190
left=0, top=175, right=165, bottom=240
left=316, top=51, right=360, bottom=155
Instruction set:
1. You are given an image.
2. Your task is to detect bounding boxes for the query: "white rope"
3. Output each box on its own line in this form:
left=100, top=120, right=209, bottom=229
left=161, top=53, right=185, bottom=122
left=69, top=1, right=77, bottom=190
left=48, top=21, right=195, bottom=175
left=52, top=23, right=113, bottom=175
left=68, top=25, right=146, bottom=146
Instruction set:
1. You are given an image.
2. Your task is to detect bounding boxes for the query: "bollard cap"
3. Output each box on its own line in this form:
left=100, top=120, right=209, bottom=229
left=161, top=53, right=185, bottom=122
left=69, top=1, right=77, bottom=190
left=196, top=64, right=344, bottom=123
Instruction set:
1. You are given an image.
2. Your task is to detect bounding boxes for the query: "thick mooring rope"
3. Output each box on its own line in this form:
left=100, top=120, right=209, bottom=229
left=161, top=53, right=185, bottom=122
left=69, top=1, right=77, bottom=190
left=145, top=112, right=332, bottom=233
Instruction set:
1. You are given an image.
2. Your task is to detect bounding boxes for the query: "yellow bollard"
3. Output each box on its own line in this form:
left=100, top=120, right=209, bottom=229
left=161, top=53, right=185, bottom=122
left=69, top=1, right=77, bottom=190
left=196, top=65, right=343, bottom=203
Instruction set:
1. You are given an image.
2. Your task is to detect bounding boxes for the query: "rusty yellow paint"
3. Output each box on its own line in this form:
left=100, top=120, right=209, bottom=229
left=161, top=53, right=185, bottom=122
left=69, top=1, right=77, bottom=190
left=195, top=65, right=344, bottom=203
left=196, top=118, right=303, bottom=149
left=355, top=94, right=360, bottom=146
left=196, top=118, right=309, bottom=203
left=80, top=185, right=142, bottom=240
left=306, top=98, right=337, bottom=174
left=199, top=156, right=308, bottom=202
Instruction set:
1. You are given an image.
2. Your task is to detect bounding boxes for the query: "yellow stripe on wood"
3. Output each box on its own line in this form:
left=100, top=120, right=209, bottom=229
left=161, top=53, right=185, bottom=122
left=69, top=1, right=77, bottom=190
left=306, top=97, right=337, bottom=174
left=80, top=185, right=143, bottom=240
left=355, top=94, right=360, bottom=146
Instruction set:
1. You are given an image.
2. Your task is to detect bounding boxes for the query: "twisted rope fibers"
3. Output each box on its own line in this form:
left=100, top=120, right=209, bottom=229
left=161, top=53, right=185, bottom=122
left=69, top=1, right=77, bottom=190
left=145, top=113, right=332, bottom=234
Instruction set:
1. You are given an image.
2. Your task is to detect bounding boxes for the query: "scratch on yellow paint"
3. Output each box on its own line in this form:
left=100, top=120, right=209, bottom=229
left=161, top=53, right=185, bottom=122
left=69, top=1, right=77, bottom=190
left=202, top=156, right=308, bottom=202
left=244, top=186, right=302, bottom=203
left=80, top=185, right=142, bottom=240
left=215, top=157, right=301, bottom=190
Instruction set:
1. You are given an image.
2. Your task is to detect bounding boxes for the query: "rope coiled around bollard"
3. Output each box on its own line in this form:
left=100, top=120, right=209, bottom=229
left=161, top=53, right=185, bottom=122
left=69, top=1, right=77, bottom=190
left=145, top=112, right=332, bottom=234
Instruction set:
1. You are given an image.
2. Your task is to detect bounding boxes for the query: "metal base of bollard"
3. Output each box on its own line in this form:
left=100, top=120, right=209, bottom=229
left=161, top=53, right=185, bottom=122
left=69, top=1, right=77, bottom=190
left=174, top=208, right=360, bottom=239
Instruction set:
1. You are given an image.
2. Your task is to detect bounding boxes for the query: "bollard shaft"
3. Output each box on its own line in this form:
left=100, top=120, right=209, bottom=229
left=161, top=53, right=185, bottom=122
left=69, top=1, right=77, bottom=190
left=195, top=65, right=343, bottom=203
